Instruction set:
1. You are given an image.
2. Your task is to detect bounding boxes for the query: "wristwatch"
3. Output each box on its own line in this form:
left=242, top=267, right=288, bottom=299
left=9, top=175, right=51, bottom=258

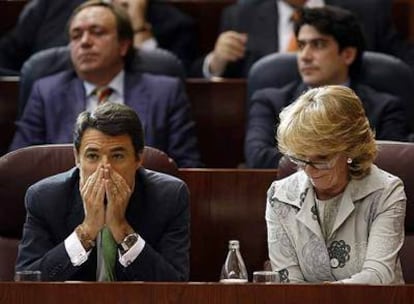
left=118, top=233, right=139, bottom=255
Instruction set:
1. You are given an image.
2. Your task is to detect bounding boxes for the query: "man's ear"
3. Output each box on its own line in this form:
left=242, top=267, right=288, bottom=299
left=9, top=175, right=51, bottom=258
left=341, top=47, right=357, bottom=66
left=73, top=147, right=80, bottom=168
left=135, top=152, right=143, bottom=170
left=120, top=39, right=132, bottom=57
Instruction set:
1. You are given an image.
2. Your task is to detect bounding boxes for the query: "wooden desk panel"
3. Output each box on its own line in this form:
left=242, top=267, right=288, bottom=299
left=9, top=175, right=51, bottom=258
left=179, top=169, right=277, bottom=281
left=186, top=79, right=246, bottom=168
left=0, top=1, right=27, bottom=35
left=0, top=77, right=19, bottom=156
left=0, top=282, right=413, bottom=304
left=394, top=0, right=414, bottom=42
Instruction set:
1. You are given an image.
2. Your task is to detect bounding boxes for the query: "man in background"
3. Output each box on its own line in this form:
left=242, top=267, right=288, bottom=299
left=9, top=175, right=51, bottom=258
left=0, top=0, right=196, bottom=75
left=245, top=6, right=410, bottom=168
left=190, top=0, right=414, bottom=78
left=10, top=0, right=201, bottom=168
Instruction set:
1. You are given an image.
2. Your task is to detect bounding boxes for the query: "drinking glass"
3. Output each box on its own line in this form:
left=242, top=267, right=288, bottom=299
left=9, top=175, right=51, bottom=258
left=14, top=270, right=42, bottom=281
left=252, top=271, right=278, bottom=283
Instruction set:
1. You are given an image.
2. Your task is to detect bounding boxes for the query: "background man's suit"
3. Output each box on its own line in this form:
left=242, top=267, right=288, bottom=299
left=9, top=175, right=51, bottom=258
left=10, top=70, right=202, bottom=168
left=15, top=167, right=190, bottom=281
left=0, top=0, right=196, bottom=74
left=245, top=81, right=410, bottom=168
left=190, top=0, right=414, bottom=77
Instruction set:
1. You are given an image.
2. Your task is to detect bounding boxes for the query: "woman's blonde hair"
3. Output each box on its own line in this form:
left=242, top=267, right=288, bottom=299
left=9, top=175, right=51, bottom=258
left=277, top=85, right=377, bottom=179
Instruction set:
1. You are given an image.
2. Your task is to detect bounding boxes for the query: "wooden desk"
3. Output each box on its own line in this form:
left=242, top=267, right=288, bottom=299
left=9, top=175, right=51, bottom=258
left=179, top=168, right=277, bottom=281
left=186, top=79, right=246, bottom=167
left=0, top=282, right=413, bottom=304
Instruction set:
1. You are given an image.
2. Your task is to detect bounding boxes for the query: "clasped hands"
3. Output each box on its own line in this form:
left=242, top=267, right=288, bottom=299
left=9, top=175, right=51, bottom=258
left=79, top=163, right=134, bottom=244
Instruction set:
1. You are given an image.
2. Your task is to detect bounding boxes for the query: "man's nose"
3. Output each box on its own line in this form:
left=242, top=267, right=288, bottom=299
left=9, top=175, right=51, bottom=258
left=100, top=155, right=109, bottom=165
left=80, top=32, right=92, bottom=46
left=299, top=44, right=312, bottom=60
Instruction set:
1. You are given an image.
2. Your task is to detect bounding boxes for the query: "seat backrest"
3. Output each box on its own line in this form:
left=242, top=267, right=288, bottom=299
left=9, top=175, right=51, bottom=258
left=0, top=144, right=178, bottom=239
left=247, top=51, right=414, bottom=130
left=18, top=46, right=185, bottom=116
left=277, top=140, right=414, bottom=283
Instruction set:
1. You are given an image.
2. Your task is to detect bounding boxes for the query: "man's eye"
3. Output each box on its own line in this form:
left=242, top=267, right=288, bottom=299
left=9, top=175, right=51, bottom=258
left=70, top=32, right=81, bottom=41
left=91, top=28, right=105, bottom=36
left=113, top=153, right=125, bottom=160
left=297, top=42, right=305, bottom=50
left=313, top=40, right=327, bottom=49
left=86, top=153, right=99, bottom=161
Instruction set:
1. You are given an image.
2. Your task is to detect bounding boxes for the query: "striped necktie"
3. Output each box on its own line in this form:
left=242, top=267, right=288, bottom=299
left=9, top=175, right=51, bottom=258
left=94, top=87, right=113, bottom=104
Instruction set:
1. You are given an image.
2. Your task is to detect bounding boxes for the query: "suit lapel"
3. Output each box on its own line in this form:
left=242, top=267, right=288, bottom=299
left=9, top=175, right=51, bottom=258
left=65, top=172, right=85, bottom=231
left=125, top=168, right=145, bottom=233
left=123, top=71, right=149, bottom=133
left=59, top=73, right=87, bottom=123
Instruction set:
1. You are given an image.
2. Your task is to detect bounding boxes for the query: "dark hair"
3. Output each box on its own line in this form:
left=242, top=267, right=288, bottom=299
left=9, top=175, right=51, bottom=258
left=294, top=5, right=365, bottom=78
left=73, top=102, right=145, bottom=156
left=68, top=0, right=135, bottom=67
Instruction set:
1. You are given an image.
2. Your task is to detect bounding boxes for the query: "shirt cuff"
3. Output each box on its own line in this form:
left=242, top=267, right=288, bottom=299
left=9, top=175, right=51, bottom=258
left=202, top=52, right=224, bottom=79
left=140, top=38, right=157, bottom=51
left=64, top=231, right=91, bottom=266
left=119, top=234, right=146, bottom=267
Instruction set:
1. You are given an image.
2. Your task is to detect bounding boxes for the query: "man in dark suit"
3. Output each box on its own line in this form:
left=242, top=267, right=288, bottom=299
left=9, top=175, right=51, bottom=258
left=245, top=6, right=410, bottom=168
left=15, top=102, right=190, bottom=281
left=190, top=0, right=414, bottom=78
left=0, top=0, right=196, bottom=75
left=10, top=0, right=201, bottom=168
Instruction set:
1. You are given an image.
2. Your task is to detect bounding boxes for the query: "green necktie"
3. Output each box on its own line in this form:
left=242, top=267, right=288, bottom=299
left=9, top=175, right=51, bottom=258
left=102, top=227, right=117, bottom=281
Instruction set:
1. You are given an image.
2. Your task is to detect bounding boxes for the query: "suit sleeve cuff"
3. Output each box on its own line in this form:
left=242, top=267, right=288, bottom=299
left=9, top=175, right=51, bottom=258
left=203, top=53, right=224, bottom=79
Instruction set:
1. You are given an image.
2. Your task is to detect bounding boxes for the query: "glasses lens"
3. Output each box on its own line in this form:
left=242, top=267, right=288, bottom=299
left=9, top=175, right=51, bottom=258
left=311, top=162, right=331, bottom=170
left=288, top=156, right=306, bottom=168
left=288, top=155, right=337, bottom=170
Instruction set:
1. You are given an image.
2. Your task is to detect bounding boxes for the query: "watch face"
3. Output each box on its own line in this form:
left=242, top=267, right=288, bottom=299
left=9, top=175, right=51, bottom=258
left=121, top=233, right=138, bottom=252
left=125, top=234, right=138, bottom=247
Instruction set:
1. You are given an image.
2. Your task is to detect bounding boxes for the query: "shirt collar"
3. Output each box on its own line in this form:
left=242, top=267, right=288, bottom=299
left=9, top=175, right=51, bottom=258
left=83, top=70, right=125, bottom=98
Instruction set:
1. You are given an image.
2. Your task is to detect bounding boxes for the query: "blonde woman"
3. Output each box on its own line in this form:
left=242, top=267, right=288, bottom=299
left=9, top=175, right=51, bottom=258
left=266, top=85, right=406, bottom=284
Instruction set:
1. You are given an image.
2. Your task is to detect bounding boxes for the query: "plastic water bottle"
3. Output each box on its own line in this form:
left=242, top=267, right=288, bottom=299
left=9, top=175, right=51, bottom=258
left=219, top=240, right=248, bottom=283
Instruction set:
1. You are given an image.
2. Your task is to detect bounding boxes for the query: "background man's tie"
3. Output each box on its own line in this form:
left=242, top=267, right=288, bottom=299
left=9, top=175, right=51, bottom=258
left=287, top=10, right=300, bottom=52
left=95, top=87, right=113, bottom=104
left=102, top=227, right=117, bottom=281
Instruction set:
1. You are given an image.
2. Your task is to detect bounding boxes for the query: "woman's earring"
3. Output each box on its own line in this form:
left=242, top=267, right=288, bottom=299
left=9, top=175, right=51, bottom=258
left=347, top=158, right=352, bottom=164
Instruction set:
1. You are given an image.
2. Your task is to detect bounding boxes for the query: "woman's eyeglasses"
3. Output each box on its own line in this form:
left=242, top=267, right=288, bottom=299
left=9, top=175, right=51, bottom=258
left=287, top=155, right=339, bottom=170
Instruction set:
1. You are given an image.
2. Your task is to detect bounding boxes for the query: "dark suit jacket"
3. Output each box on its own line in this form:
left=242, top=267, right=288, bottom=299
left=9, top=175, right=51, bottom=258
left=10, top=70, right=202, bottom=168
left=0, top=0, right=196, bottom=74
left=15, top=167, right=190, bottom=281
left=190, top=0, right=414, bottom=78
left=244, top=81, right=410, bottom=168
